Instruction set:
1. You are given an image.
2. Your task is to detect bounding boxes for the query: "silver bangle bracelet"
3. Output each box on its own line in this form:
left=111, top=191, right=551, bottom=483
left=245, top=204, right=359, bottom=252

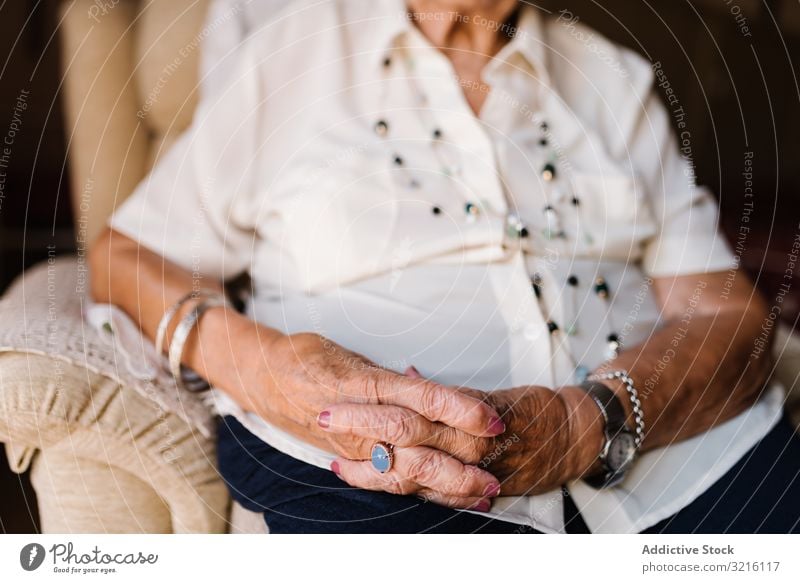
left=155, top=289, right=222, bottom=357
left=587, top=369, right=645, bottom=448
left=167, top=296, right=232, bottom=393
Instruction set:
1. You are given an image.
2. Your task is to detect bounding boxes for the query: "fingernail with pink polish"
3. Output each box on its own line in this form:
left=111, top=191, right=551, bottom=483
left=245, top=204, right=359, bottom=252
left=487, top=416, right=506, bottom=435
left=405, top=365, right=422, bottom=378
left=471, top=499, right=491, bottom=513
left=317, top=410, right=331, bottom=429
left=330, top=460, right=340, bottom=475
left=483, top=482, right=501, bottom=498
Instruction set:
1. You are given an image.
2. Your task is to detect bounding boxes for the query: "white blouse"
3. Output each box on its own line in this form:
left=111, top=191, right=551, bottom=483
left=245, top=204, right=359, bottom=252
left=110, top=0, right=784, bottom=533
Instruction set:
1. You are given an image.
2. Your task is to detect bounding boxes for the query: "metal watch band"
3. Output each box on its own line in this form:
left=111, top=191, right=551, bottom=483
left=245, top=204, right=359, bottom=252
left=589, top=370, right=645, bottom=448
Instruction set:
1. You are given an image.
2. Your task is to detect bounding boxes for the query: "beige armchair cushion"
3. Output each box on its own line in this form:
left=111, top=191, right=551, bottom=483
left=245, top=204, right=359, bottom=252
left=134, top=0, right=209, bottom=140
left=59, top=0, right=210, bottom=245
left=31, top=448, right=173, bottom=533
left=0, top=253, right=272, bottom=533
left=59, top=0, right=149, bottom=245
left=0, top=256, right=268, bottom=533
left=0, top=351, right=229, bottom=533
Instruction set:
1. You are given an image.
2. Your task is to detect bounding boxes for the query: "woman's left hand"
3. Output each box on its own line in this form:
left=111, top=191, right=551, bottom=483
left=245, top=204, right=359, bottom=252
left=323, top=372, right=604, bottom=507
left=475, top=385, right=604, bottom=495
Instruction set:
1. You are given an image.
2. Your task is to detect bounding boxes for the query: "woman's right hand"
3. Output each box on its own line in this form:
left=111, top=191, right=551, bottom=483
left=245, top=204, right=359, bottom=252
left=230, top=327, right=505, bottom=460
left=217, top=325, right=504, bottom=508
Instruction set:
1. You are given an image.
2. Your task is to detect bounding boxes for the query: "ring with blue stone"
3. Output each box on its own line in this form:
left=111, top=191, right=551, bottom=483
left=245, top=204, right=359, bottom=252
left=370, top=441, right=395, bottom=474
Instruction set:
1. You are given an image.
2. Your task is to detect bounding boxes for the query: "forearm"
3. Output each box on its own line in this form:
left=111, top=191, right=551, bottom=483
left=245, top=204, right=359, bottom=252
left=605, top=312, right=771, bottom=452
left=89, top=227, right=229, bottom=336
left=489, top=272, right=773, bottom=494
left=593, top=270, right=772, bottom=453
left=88, top=227, right=279, bottom=408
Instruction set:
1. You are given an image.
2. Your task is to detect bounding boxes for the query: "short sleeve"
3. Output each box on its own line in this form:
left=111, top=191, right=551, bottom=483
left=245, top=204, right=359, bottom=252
left=625, top=75, right=737, bottom=278
left=109, top=43, right=262, bottom=280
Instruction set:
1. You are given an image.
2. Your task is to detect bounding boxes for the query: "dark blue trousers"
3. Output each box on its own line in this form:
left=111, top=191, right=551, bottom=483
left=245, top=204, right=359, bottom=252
left=217, top=413, right=800, bottom=533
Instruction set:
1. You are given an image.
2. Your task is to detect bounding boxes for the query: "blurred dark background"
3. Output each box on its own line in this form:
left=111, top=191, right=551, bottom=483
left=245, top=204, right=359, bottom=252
left=0, top=0, right=798, bottom=533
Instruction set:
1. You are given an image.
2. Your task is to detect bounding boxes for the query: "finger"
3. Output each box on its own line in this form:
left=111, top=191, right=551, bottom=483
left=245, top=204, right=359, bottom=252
left=333, top=457, right=419, bottom=497
left=418, top=489, right=492, bottom=512
left=319, top=404, right=485, bottom=464
left=407, top=366, right=485, bottom=402
left=406, top=365, right=488, bottom=406
left=376, top=371, right=505, bottom=437
left=393, top=447, right=500, bottom=499
left=332, top=457, right=494, bottom=512
left=334, top=447, right=499, bottom=499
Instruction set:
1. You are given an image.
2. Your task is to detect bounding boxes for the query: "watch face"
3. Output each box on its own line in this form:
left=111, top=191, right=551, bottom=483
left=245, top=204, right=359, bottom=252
left=607, top=432, right=637, bottom=471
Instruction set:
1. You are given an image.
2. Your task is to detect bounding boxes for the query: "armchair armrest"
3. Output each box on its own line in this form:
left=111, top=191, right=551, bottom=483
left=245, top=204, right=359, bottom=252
left=0, top=257, right=227, bottom=533
left=0, top=351, right=229, bottom=533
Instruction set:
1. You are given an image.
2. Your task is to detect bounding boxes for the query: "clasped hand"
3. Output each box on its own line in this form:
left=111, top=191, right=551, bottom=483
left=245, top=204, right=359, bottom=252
left=322, top=368, right=586, bottom=511
left=238, top=330, right=593, bottom=513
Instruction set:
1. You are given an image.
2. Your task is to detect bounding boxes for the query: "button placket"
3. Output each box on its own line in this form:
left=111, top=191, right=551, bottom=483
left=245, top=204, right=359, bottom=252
left=490, top=254, right=553, bottom=388
left=410, top=46, right=509, bottom=218
left=524, top=255, right=580, bottom=387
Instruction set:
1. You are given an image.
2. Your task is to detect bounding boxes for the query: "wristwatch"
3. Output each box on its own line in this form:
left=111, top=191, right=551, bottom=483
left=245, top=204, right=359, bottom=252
left=579, top=380, right=639, bottom=489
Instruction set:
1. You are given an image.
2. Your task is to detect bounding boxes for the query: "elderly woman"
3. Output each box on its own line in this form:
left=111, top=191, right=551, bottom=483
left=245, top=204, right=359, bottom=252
left=89, top=0, right=799, bottom=533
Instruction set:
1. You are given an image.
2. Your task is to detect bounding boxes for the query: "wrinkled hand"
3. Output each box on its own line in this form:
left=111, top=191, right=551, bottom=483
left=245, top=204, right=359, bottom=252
left=332, top=445, right=501, bottom=512
left=236, top=330, right=505, bottom=464
left=323, top=366, right=501, bottom=511
left=322, top=369, right=603, bottom=506
left=478, top=385, right=602, bottom=495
